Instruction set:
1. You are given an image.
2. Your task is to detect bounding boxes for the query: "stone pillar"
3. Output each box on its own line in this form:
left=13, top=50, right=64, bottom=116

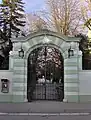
left=63, top=42, right=80, bottom=102
left=78, top=51, right=82, bottom=70
left=63, top=59, right=68, bottom=103
left=10, top=49, right=25, bottom=102
left=9, top=51, right=14, bottom=70
left=23, top=59, right=28, bottom=102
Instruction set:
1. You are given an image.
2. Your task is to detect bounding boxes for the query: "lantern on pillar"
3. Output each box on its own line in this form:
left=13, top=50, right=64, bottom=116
left=18, top=45, right=24, bottom=58
left=68, top=46, right=74, bottom=58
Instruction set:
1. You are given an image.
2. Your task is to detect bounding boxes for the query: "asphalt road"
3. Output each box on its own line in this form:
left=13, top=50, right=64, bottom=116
left=0, top=114, right=91, bottom=120
left=0, top=101, right=91, bottom=120
left=0, top=101, right=91, bottom=113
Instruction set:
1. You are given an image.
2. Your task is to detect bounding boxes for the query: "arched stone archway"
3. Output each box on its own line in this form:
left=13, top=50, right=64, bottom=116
left=10, top=30, right=81, bottom=102
left=27, top=45, right=64, bottom=101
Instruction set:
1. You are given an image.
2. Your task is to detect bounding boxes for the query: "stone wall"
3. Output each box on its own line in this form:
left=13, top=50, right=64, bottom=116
left=79, top=70, right=91, bottom=102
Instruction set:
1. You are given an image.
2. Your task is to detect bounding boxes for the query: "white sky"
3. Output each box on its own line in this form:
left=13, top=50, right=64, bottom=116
left=0, top=0, right=45, bottom=13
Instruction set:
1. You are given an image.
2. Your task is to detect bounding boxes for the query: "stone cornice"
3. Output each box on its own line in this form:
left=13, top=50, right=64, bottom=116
left=11, top=29, right=81, bottom=43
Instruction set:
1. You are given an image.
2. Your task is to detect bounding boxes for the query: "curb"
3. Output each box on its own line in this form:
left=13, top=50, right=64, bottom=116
left=0, top=112, right=90, bottom=116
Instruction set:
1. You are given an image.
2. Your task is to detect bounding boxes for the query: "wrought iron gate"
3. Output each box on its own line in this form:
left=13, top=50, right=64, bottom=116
left=30, top=83, right=63, bottom=101
left=27, top=46, right=64, bottom=102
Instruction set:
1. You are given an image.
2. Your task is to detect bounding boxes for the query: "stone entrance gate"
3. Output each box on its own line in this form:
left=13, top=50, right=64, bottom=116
left=10, top=30, right=82, bottom=102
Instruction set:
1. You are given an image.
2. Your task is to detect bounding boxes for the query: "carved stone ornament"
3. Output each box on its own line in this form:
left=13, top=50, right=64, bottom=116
left=42, top=35, right=52, bottom=44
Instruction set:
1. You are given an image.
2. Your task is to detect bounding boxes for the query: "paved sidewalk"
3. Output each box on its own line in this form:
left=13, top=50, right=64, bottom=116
left=0, top=101, right=91, bottom=113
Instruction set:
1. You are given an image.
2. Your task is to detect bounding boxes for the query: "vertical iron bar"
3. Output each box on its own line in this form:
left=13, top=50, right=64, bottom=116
left=44, top=46, right=47, bottom=100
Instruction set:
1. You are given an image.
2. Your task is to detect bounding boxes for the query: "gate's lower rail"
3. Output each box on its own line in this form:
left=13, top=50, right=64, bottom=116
left=28, top=83, right=64, bottom=101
